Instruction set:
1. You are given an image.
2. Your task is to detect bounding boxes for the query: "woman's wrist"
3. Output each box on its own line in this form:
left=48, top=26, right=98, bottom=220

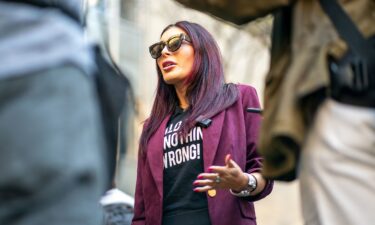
left=232, top=172, right=249, bottom=192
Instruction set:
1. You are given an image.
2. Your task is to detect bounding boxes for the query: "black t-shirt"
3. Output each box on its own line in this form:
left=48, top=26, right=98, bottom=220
left=162, top=107, right=210, bottom=225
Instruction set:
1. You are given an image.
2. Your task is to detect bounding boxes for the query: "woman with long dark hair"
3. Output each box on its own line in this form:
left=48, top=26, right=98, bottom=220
left=132, top=21, right=273, bottom=225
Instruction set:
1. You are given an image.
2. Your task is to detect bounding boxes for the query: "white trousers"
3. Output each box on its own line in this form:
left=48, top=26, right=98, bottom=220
left=299, top=99, right=375, bottom=225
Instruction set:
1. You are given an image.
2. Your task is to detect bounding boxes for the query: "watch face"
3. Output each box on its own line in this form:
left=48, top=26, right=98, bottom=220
left=247, top=174, right=257, bottom=191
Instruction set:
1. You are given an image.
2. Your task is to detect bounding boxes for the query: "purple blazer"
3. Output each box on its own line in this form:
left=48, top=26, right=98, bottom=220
left=132, top=84, right=273, bottom=225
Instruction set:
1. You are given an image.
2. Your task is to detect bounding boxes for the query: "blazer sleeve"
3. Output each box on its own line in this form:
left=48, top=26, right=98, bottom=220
left=131, top=150, right=146, bottom=225
left=239, top=85, right=274, bottom=202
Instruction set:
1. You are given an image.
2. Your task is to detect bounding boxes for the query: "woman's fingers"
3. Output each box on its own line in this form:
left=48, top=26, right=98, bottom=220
left=193, top=179, right=215, bottom=186
left=194, top=157, right=245, bottom=192
left=209, top=160, right=241, bottom=177
left=197, top=172, right=220, bottom=180
left=193, top=185, right=213, bottom=192
left=227, top=159, right=241, bottom=170
left=194, top=173, right=222, bottom=190
left=224, top=154, right=231, bottom=166
left=195, top=173, right=220, bottom=187
left=208, top=166, right=226, bottom=174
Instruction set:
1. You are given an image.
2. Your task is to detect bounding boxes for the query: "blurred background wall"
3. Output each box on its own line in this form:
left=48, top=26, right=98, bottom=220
left=86, top=0, right=303, bottom=224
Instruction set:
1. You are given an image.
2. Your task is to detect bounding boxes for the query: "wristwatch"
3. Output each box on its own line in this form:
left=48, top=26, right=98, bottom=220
left=230, top=173, right=257, bottom=197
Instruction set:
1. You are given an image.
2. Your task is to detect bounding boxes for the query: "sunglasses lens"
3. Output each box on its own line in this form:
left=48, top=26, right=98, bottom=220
left=149, top=43, right=163, bottom=59
left=167, top=37, right=182, bottom=52
left=149, top=34, right=188, bottom=59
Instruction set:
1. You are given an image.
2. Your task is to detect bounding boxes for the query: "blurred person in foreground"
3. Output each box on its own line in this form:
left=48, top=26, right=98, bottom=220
left=174, top=0, right=375, bottom=225
left=0, top=1, right=107, bottom=224
left=132, top=21, right=273, bottom=225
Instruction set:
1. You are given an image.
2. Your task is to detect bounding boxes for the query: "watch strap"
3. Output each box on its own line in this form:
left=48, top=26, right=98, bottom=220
left=229, top=173, right=257, bottom=197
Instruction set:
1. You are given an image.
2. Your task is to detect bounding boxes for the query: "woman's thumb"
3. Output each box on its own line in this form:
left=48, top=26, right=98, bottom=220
left=225, top=154, right=234, bottom=167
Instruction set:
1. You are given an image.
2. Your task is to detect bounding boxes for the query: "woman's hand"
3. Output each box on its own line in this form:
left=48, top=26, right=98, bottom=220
left=193, top=154, right=248, bottom=192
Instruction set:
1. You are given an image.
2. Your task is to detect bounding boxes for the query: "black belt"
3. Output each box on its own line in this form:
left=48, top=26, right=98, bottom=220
left=330, top=85, right=375, bottom=108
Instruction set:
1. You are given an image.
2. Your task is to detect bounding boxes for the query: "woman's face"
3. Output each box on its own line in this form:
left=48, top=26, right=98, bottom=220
left=157, top=27, right=194, bottom=87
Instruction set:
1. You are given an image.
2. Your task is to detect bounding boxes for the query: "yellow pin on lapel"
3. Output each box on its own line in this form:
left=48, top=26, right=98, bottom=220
left=207, top=189, right=216, bottom=197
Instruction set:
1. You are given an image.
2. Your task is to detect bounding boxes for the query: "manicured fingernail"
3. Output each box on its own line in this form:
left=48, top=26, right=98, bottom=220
left=197, top=175, right=203, bottom=179
left=193, top=188, right=199, bottom=192
left=208, top=168, right=213, bottom=172
left=193, top=181, right=199, bottom=185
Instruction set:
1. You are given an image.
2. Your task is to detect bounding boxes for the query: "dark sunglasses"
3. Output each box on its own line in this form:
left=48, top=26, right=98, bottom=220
left=149, top=33, right=191, bottom=59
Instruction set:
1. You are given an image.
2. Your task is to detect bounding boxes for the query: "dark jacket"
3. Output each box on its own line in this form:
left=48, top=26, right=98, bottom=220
left=0, top=0, right=93, bottom=80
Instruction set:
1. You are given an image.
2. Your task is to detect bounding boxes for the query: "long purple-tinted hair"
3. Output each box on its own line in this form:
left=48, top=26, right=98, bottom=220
left=139, top=21, right=238, bottom=155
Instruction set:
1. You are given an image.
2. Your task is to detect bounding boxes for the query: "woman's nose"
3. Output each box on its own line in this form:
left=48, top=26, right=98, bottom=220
left=160, top=45, right=171, bottom=57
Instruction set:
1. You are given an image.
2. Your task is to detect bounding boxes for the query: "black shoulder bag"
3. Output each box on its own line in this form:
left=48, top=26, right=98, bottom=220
left=319, top=0, right=375, bottom=108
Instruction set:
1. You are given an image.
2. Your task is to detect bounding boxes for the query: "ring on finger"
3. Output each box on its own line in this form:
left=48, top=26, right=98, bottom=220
left=214, top=175, right=221, bottom=184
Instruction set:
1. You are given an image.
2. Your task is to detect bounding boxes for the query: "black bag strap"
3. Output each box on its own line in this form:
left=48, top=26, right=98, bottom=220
left=318, top=0, right=371, bottom=56
left=319, top=0, right=375, bottom=94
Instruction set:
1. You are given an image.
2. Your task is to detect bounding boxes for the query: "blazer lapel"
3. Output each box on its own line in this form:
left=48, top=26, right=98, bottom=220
left=202, top=110, right=225, bottom=170
left=147, top=115, right=170, bottom=197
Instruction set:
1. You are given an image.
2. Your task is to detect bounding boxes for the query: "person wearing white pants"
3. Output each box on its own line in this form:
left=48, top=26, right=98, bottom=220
left=299, top=99, right=375, bottom=225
